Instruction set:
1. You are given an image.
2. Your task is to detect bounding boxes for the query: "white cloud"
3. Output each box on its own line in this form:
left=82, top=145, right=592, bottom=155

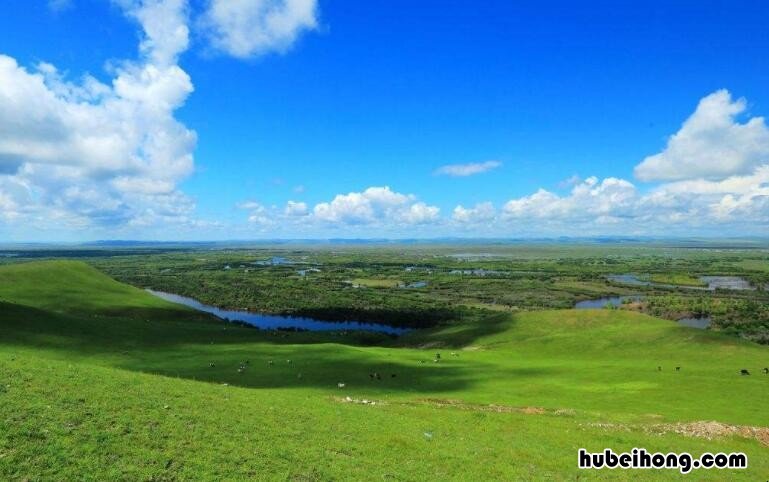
left=434, top=160, right=502, bottom=177
left=310, top=186, right=439, bottom=226
left=635, top=89, right=769, bottom=181
left=502, top=177, right=637, bottom=222
left=200, top=0, right=318, bottom=58
left=284, top=200, right=308, bottom=216
left=313, top=186, right=414, bottom=225
left=0, top=0, right=198, bottom=232
left=240, top=186, right=441, bottom=229
left=239, top=201, right=273, bottom=225
left=452, top=202, right=495, bottom=224
left=397, top=202, right=440, bottom=225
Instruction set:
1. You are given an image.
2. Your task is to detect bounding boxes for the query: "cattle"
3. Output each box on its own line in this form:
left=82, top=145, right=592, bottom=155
left=337, top=382, right=346, bottom=389
left=675, top=366, right=681, bottom=371
left=657, top=366, right=662, bottom=371
left=741, top=369, right=750, bottom=376
left=763, top=368, right=768, bottom=374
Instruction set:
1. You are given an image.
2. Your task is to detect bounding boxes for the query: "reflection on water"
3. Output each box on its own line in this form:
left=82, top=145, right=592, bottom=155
left=147, top=289, right=409, bottom=335
left=677, top=317, right=711, bottom=329
left=574, top=295, right=644, bottom=309
left=606, top=274, right=654, bottom=287
left=699, top=276, right=753, bottom=291
left=607, top=274, right=753, bottom=291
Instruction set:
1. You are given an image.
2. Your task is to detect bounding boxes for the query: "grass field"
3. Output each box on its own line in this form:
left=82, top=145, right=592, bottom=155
left=1, top=261, right=768, bottom=480
left=351, top=278, right=403, bottom=288
left=649, top=273, right=708, bottom=287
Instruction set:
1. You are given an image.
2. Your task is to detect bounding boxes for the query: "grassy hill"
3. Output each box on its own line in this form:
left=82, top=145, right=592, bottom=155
left=1, top=261, right=768, bottom=480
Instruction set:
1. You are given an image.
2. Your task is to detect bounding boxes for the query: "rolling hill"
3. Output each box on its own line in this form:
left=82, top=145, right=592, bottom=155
left=1, top=261, right=767, bottom=480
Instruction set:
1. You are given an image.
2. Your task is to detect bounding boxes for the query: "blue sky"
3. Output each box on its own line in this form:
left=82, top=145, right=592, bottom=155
left=1, top=0, right=768, bottom=240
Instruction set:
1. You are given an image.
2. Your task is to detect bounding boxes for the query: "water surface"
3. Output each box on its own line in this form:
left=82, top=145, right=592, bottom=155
left=147, top=289, right=409, bottom=335
left=608, top=274, right=752, bottom=291
left=699, top=276, right=753, bottom=291
left=574, top=295, right=644, bottom=309
left=677, top=317, right=712, bottom=329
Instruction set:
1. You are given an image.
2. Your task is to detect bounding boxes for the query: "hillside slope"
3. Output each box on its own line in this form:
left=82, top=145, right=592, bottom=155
left=1, top=261, right=768, bottom=480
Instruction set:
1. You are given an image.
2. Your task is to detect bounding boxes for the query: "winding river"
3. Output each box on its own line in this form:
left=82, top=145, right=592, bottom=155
left=147, top=289, right=409, bottom=335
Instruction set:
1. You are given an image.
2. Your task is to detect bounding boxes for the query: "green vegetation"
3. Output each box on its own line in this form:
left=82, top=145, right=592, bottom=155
left=1, top=259, right=769, bottom=479
left=649, top=273, right=707, bottom=287
left=81, top=244, right=769, bottom=340
left=351, top=277, right=402, bottom=288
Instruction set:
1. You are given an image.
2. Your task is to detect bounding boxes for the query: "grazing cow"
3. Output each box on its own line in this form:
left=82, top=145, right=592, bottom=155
left=763, top=368, right=768, bottom=374
left=741, top=369, right=750, bottom=376
left=209, top=363, right=216, bottom=368
left=337, top=382, right=346, bottom=389
left=435, top=353, right=441, bottom=360
left=675, top=367, right=681, bottom=371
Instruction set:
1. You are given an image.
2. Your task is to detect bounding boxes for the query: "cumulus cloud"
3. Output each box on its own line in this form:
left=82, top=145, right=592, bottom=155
left=635, top=89, right=769, bottom=181
left=502, top=177, right=637, bottom=223
left=434, top=160, right=501, bottom=177
left=240, top=187, right=441, bottom=229
left=312, top=186, right=439, bottom=225
left=452, top=202, right=495, bottom=224
left=200, top=0, right=318, bottom=58
left=284, top=200, right=308, bottom=216
left=1, top=0, right=321, bottom=236
left=0, top=0, right=197, bottom=233
left=489, top=91, right=769, bottom=235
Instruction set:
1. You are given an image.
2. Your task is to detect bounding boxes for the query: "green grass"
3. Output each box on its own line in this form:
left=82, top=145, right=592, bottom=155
left=1, top=261, right=768, bottom=480
left=351, top=277, right=402, bottom=288
left=649, top=273, right=707, bottom=287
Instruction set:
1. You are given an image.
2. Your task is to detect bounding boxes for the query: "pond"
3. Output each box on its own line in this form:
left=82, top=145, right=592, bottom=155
left=699, top=276, right=753, bottom=291
left=574, top=295, right=644, bottom=309
left=677, top=316, right=711, bottom=329
left=404, top=281, right=428, bottom=289
left=607, top=274, right=753, bottom=291
left=147, top=289, right=409, bottom=335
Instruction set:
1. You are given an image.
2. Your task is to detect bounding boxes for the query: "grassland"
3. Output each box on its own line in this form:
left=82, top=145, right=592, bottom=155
left=1, top=260, right=769, bottom=479
left=82, top=244, right=769, bottom=340
left=648, top=273, right=707, bottom=287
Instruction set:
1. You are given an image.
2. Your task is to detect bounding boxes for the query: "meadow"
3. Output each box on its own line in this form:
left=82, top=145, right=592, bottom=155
left=0, top=245, right=768, bottom=480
